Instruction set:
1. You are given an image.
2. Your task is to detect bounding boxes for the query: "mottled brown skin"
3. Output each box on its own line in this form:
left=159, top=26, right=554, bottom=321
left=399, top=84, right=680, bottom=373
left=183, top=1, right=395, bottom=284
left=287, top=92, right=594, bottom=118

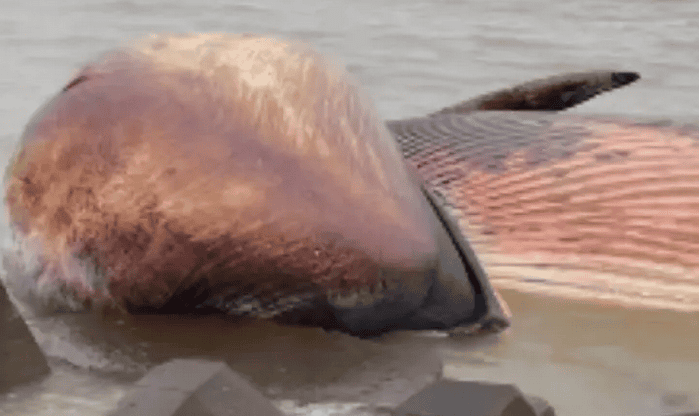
left=8, top=57, right=427, bottom=324
left=6, top=34, right=511, bottom=337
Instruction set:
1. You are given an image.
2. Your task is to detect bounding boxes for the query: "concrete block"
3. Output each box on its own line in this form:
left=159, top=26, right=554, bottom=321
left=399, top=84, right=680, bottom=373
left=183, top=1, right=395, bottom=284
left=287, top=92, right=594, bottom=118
left=0, top=282, right=50, bottom=392
left=110, top=359, right=283, bottom=416
left=392, top=379, right=538, bottom=416
left=525, top=395, right=555, bottom=416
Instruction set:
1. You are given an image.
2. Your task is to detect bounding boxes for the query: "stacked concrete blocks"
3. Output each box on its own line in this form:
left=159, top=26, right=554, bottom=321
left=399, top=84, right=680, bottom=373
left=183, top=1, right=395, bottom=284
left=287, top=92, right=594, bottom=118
left=109, top=359, right=283, bottom=416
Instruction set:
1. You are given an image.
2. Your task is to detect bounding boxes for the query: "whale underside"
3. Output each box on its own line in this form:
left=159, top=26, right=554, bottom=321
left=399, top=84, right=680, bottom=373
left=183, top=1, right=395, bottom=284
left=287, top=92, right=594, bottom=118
left=388, top=88, right=699, bottom=312
left=5, top=33, right=652, bottom=337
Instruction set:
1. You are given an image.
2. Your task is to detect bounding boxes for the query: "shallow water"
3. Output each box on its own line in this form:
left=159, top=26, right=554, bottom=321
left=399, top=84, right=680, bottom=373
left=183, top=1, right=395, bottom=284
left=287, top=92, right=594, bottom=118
left=2, top=289, right=698, bottom=416
left=444, top=290, right=699, bottom=416
left=1, top=0, right=699, bottom=415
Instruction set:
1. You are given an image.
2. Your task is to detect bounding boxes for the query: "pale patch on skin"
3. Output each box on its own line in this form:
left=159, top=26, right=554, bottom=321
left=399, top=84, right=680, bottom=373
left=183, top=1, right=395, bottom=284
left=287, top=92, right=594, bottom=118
left=130, top=33, right=419, bottom=231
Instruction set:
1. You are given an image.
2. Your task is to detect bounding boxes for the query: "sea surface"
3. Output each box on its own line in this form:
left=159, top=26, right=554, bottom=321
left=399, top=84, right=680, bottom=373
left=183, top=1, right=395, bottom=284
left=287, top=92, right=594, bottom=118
left=1, top=0, right=699, bottom=415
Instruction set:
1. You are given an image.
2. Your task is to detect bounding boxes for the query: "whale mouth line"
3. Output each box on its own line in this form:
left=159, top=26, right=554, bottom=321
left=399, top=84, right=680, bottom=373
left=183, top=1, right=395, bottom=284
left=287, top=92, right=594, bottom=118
left=420, top=188, right=487, bottom=315
left=419, top=187, right=511, bottom=332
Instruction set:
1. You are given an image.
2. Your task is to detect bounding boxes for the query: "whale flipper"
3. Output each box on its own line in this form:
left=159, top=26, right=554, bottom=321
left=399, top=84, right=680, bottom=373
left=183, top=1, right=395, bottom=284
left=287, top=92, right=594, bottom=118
left=388, top=111, right=699, bottom=311
left=431, top=71, right=640, bottom=114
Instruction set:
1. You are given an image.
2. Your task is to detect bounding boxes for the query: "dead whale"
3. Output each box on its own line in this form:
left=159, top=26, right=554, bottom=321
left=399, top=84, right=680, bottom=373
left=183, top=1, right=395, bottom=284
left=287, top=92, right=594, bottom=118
left=4, top=33, right=639, bottom=336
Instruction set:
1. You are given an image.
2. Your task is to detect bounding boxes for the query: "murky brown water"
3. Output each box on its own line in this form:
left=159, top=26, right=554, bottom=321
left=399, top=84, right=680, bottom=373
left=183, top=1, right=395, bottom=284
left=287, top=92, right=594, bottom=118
left=2, top=288, right=698, bottom=416
left=2, top=0, right=699, bottom=414
left=445, top=289, right=699, bottom=416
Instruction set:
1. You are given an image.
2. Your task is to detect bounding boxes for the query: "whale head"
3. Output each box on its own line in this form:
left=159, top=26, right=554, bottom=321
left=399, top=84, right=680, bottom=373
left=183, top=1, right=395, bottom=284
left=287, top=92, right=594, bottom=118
left=5, top=33, right=510, bottom=337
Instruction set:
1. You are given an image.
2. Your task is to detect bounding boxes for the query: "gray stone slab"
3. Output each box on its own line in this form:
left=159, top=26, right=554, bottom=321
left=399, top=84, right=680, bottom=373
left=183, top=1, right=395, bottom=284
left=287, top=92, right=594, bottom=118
left=109, top=359, right=283, bottom=416
left=392, top=379, right=538, bottom=416
left=0, top=282, right=50, bottom=393
left=525, top=395, right=555, bottom=416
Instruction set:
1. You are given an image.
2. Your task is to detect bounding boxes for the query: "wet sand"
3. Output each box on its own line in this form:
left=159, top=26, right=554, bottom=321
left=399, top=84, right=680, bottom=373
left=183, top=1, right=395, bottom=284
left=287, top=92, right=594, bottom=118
left=1, top=285, right=697, bottom=416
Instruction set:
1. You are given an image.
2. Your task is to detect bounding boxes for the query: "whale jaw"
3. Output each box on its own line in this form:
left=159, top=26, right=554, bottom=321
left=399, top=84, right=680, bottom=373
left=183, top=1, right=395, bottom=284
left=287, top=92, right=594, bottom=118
left=274, top=187, right=512, bottom=339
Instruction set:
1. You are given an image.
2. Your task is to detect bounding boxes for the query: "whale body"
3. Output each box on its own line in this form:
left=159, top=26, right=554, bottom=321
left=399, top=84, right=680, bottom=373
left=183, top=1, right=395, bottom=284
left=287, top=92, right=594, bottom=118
left=5, top=33, right=641, bottom=336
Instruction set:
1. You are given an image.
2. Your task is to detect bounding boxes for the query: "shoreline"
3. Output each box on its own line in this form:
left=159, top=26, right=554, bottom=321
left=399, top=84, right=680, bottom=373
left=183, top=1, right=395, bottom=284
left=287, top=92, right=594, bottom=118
left=2, top=285, right=697, bottom=416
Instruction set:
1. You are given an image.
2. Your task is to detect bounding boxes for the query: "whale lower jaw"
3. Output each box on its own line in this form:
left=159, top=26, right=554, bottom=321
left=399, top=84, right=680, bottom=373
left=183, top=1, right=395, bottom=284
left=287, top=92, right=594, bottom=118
left=368, top=187, right=512, bottom=337
left=277, top=187, right=513, bottom=339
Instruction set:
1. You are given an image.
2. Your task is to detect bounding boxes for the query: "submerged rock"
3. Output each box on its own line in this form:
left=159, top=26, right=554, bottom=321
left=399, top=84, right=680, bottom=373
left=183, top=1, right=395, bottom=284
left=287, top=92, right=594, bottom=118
left=0, top=282, right=50, bottom=392
left=392, top=379, right=555, bottom=416
left=109, top=359, right=283, bottom=416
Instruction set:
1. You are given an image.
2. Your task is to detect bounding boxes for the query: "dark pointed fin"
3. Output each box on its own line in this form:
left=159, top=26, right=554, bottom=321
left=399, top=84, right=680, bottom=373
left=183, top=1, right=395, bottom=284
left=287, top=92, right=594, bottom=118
left=62, top=75, right=90, bottom=92
left=430, top=71, right=640, bottom=114
left=387, top=112, right=699, bottom=311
